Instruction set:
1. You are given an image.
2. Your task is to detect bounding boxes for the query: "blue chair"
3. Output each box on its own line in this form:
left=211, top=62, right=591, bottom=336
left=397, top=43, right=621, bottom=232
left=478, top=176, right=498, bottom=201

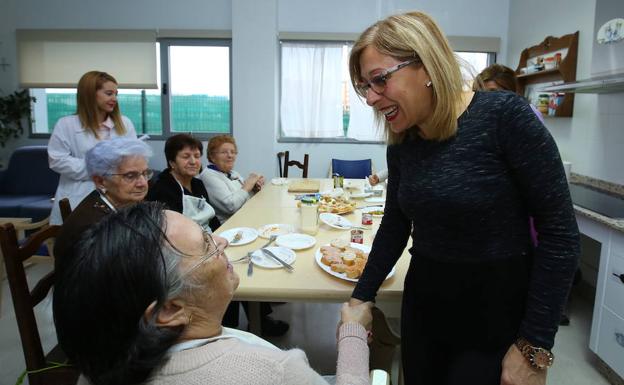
left=331, top=158, right=372, bottom=179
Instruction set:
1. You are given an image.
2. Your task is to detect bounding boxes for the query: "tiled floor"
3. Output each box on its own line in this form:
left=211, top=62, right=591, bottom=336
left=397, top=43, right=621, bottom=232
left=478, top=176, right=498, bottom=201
left=0, top=261, right=617, bottom=385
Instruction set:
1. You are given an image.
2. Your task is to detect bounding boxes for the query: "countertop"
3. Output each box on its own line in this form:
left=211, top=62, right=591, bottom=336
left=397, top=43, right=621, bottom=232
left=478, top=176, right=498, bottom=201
left=569, top=173, right=624, bottom=233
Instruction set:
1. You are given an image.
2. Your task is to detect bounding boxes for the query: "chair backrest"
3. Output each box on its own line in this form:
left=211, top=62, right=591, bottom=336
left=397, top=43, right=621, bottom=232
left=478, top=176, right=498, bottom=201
left=0, top=146, right=60, bottom=195
left=370, top=307, right=401, bottom=376
left=331, top=158, right=372, bottom=179
left=277, top=152, right=285, bottom=178
left=0, top=223, right=79, bottom=385
left=283, top=151, right=309, bottom=178
left=59, top=198, right=72, bottom=223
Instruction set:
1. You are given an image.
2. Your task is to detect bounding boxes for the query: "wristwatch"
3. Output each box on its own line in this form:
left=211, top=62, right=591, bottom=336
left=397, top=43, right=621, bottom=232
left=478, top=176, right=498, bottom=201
left=515, top=337, right=554, bottom=370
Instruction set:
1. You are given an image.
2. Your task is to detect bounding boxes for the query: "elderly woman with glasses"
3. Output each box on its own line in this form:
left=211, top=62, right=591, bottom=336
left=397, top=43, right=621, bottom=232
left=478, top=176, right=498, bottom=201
left=198, top=135, right=264, bottom=223
left=348, top=11, right=579, bottom=385
left=54, top=137, right=153, bottom=266
left=53, top=202, right=371, bottom=385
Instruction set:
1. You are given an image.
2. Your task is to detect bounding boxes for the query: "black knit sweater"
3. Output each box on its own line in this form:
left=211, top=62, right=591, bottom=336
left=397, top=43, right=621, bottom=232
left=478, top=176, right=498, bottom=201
left=352, top=91, right=580, bottom=349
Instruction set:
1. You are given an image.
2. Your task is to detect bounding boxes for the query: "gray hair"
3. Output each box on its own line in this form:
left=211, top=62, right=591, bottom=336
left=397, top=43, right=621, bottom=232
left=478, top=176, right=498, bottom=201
left=85, top=137, right=153, bottom=177
left=161, top=244, right=197, bottom=299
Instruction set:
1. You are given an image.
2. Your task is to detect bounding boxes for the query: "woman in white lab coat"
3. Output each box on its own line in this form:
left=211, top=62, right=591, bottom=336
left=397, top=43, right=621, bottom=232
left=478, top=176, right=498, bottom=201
left=47, top=71, right=137, bottom=225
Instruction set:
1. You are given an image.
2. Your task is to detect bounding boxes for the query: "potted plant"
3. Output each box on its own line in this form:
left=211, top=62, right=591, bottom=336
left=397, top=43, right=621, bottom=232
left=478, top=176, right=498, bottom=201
left=0, top=89, right=36, bottom=147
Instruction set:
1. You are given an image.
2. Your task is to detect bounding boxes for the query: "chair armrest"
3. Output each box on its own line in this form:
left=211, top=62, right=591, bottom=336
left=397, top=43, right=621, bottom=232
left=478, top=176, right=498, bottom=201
left=370, top=369, right=390, bottom=385
left=13, top=217, right=50, bottom=232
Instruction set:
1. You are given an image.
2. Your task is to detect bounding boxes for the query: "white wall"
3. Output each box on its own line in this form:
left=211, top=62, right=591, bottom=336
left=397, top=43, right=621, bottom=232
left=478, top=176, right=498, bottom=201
left=0, top=0, right=511, bottom=177
left=507, top=0, right=624, bottom=185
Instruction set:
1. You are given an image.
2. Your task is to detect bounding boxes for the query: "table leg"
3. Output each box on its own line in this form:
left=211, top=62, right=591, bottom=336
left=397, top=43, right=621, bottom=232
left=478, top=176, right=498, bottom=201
left=248, top=301, right=262, bottom=335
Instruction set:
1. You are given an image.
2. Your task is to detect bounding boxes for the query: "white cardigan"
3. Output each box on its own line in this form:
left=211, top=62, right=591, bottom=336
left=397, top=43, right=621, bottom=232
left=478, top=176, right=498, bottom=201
left=198, top=167, right=252, bottom=223
left=47, top=115, right=136, bottom=224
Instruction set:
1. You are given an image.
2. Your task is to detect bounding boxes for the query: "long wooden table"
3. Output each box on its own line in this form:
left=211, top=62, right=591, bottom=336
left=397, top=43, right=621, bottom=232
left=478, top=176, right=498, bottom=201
left=215, top=179, right=410, bottom=333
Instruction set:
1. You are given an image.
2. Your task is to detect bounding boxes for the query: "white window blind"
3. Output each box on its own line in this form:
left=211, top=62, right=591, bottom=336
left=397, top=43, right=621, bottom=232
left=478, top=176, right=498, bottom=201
left=17, top=29, right=158, bottom=89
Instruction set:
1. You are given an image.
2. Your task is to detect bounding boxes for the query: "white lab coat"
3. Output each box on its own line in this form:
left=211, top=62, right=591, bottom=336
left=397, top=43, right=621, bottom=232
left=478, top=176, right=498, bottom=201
left=47, top=115, right=137, bottom=224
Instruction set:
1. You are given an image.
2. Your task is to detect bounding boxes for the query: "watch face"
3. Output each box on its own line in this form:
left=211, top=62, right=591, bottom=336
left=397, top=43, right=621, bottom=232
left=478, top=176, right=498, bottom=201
left=533, top=349, right=553, bottom=369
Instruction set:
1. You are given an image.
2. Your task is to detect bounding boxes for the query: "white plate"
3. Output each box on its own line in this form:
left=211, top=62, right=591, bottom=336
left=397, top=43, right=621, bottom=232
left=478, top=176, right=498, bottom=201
left=350, top=192, right=373, bottom=199
left=220, top=227, right=258, bottom=246
left=319, top=213, right=352, bottom=230
left=364, top=197, right=385, bottom=204
left=257, top=223, right=295, bottom=239
left=275, top=233, right=317, bottom=250
left=361, top=206, right=384, bottom=218
left=271, top=177, right=288, bottom=185
left=315, top=243, right=396, bottom=283
left=251, top=246, right=296, bottom=269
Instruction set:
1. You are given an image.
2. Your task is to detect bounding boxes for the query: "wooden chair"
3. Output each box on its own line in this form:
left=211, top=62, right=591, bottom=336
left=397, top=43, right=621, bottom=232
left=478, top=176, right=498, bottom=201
left=282, top=151, right=309, bottom=178
left=0, top=223, right=79, bottom=385
left=59, top=198, right=72, bottom=223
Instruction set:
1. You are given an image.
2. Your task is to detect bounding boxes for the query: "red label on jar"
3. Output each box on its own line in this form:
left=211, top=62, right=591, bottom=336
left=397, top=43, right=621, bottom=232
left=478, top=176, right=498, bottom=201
left=362, top=213, right=373, bottom=225
left=350, top=229, right=364, bottom=244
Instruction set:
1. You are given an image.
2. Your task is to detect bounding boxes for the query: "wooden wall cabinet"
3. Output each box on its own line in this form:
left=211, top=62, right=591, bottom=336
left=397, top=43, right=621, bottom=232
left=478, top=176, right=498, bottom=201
left=515, top=31, right=579, bottom=117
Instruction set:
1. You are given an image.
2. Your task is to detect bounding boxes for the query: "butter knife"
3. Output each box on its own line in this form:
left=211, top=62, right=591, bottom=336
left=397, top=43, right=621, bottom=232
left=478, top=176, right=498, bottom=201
left=246, top=252, right=254, bottom=276
left=261, top=248, right=294, bottom=272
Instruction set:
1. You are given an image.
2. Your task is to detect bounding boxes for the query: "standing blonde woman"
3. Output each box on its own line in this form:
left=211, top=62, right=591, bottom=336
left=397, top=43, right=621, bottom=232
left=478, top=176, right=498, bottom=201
left=348, top=11, right=579, bottom=385
left=48, top=71, right=137, bottom=225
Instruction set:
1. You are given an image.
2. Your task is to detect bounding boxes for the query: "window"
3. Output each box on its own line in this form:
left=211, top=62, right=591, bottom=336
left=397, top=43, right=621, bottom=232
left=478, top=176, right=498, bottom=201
left=280, top=40, right=379, bottom=142
left=279, top=40, right=495, bottom=142
left=30, top=39, right=231, bottom=138
left=161, top=39, right=231, bottom=136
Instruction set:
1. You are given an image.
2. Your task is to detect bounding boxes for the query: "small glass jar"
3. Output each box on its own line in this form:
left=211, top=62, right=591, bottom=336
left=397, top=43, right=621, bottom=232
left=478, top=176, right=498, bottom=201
left=333, top=174, right=344, bottom=188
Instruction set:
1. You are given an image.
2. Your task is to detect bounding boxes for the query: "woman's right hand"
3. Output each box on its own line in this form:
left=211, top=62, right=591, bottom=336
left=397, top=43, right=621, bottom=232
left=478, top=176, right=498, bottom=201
left=368, top=174, right=380, bottom=186
left=242, top=173, right=260, bottom=192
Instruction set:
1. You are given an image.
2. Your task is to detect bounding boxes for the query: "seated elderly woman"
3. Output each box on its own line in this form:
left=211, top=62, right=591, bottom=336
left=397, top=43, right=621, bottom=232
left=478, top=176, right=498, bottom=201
left=54, top=137, right=152, bottom=265
left=198, top=135, right=264, bottom=223
left=147, top=133, right=220, bottom=232
left=53, top=202, right=372, bottom=385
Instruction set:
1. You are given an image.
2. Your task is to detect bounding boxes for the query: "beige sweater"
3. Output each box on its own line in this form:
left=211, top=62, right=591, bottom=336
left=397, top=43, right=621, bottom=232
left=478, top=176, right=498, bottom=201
left=78, top=323, right=369, bottom=385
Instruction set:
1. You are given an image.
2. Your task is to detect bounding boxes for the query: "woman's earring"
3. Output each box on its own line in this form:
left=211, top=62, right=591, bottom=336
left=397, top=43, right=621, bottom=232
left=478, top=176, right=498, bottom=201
left=425, top=81, right=432, bottom=88
left=187, top=313, right=193, bottom=325
left=99, top=187, right=107, bottom=194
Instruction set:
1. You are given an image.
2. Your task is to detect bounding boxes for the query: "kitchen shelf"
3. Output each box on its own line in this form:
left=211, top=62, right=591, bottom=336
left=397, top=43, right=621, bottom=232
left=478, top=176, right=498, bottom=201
left=516, top=68, right=561, bottom=79
left=515, top=31, right=579, bottom=117
left=541, top=74, right=624, bottom=94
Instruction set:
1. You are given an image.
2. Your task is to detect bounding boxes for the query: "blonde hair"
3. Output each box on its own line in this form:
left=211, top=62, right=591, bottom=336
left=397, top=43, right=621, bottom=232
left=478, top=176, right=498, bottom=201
left=349, top=11, right=465, bottom=144
left=76, top=71, right=127, bottom=138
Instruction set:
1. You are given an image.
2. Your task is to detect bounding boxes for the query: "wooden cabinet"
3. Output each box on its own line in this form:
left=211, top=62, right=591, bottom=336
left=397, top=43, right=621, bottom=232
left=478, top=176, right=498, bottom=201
left=515, top=31, right=579, bottom=117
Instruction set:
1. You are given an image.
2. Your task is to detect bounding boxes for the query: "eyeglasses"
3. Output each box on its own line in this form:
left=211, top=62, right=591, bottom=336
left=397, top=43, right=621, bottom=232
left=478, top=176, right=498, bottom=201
left=173, top=230, right=224, bottom=285
left=215, top=150, right=238, bottom=156
left=106, top=169, right=154, bottom=183
left=355, top=58, right=421, bottom=97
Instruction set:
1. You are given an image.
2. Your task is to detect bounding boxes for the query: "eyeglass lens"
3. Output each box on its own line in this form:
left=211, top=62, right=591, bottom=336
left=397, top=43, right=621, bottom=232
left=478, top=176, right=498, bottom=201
left=121, top=169, right=154, bottom=182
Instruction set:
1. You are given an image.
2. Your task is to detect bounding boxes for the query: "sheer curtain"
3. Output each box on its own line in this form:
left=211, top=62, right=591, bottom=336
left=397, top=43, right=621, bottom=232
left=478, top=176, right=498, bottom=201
left=280, top=42, right=344, bottom=137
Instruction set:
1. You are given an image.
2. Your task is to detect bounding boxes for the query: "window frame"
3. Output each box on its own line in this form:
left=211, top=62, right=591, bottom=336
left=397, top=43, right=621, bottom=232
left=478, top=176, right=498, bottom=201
left=155, top=37, right=233, bottom=140
left=28, top=37, right=234, bottom=140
